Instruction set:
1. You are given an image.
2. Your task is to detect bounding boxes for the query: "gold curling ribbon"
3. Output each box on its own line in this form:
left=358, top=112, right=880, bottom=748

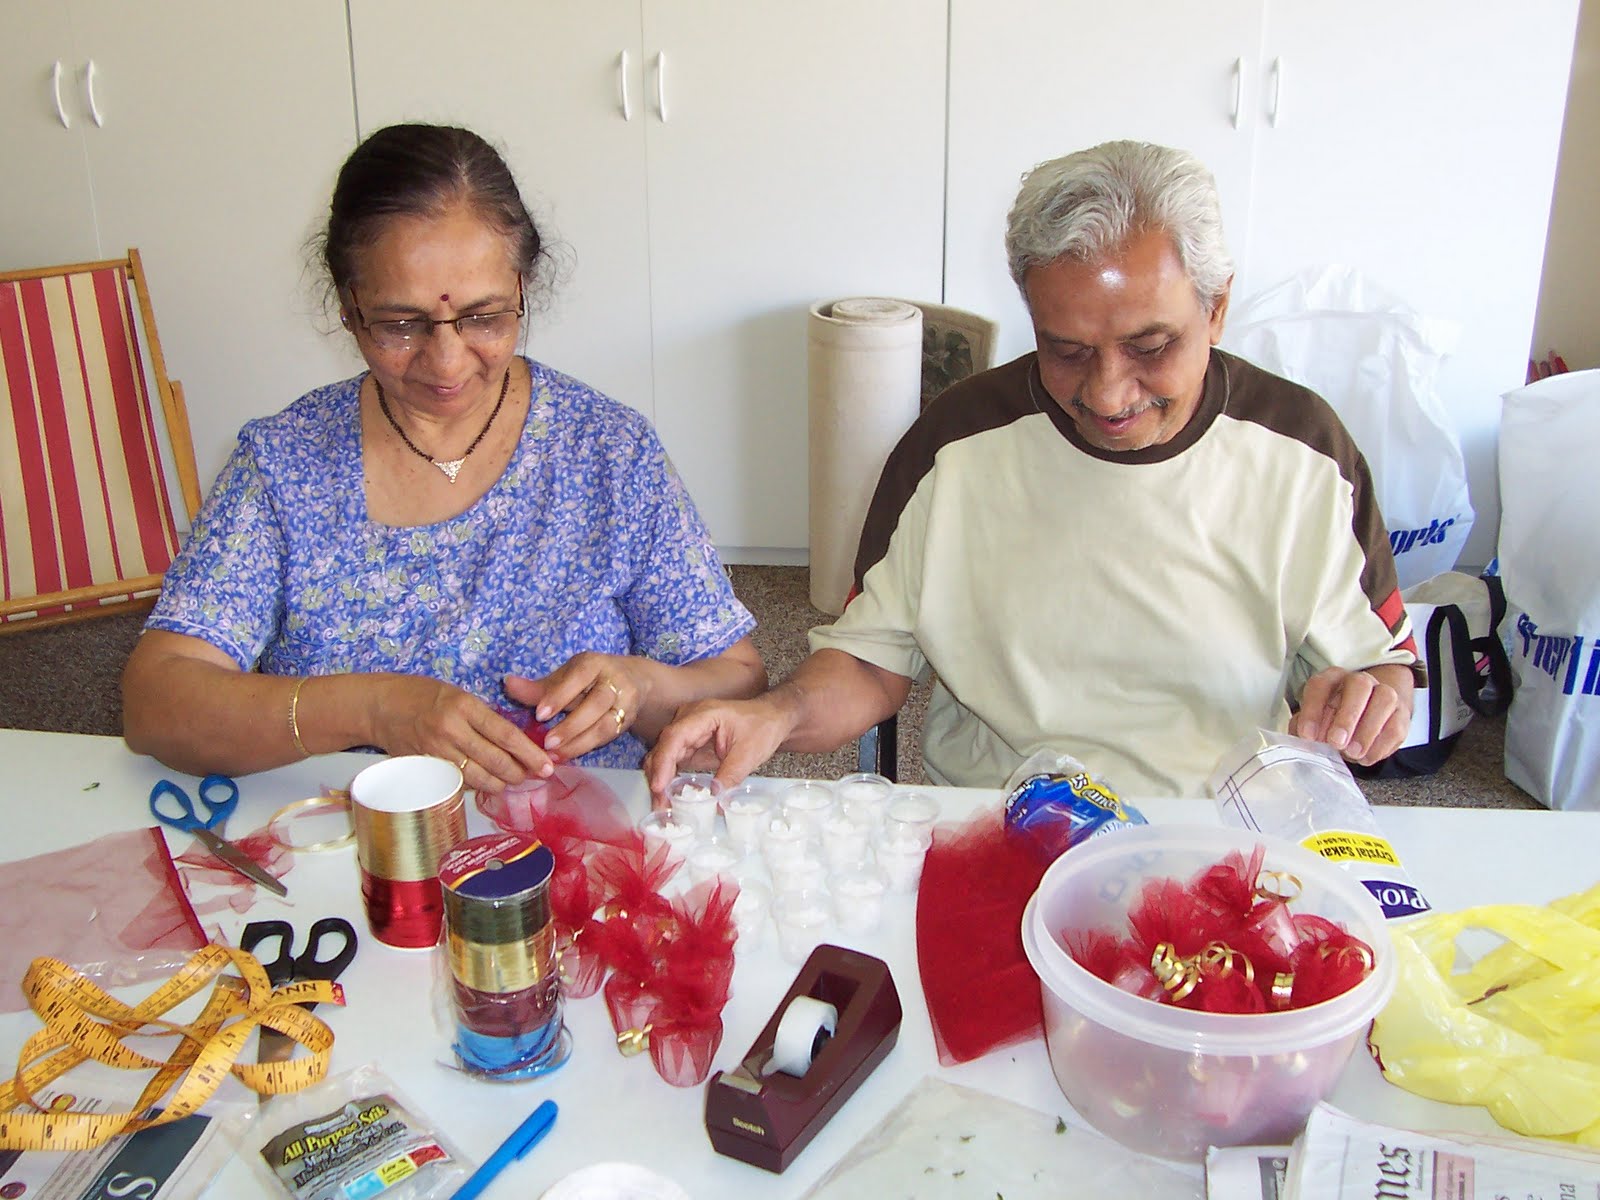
left=1151, top=940, right=1258, bottom=1004
left=1254, top=870, right=1302, bottom=903
left=0, top=944, right=341, bottom=1151
left=446, top=925, right=558, bottom=994
left=267, top=791, right=355, bottom=853
left=616, top=1024, right=653, bottom=1056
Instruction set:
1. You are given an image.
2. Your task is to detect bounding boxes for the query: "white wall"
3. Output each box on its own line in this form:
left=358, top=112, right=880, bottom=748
left=1534, top=0, right=1600, bottom=371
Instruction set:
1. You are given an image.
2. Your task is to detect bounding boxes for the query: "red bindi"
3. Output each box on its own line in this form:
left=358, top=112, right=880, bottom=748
left=440, top=293, right=450, bottom=302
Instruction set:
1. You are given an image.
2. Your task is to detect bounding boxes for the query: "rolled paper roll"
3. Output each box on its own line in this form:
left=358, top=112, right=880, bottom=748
left=807, top=298, right=923, bottom=615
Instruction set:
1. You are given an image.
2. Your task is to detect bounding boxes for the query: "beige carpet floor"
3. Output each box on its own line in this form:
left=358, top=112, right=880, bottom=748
left=0, top=564, right=1539, bottom=810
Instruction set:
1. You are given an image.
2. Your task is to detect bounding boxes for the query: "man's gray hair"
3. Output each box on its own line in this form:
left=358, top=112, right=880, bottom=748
left=1005, top=141, right=1233, bottom=308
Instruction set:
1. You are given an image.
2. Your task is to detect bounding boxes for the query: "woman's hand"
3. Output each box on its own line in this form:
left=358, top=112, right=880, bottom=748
left=504, top=652, right=650, bottom=762
left=366, top=674, right=554, bottom=792
left=503, top=637, right=766, bottom=764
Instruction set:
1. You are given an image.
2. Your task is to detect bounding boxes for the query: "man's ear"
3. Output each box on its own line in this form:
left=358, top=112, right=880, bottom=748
left=1208, top=276, right=1234, bottom=344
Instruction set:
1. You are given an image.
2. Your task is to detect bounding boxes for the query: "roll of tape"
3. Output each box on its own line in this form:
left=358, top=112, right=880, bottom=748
left=765, top=995, right=838, bottom=1077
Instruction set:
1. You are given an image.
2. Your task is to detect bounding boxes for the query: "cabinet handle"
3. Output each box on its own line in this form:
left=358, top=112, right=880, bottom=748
left=618, top=50, right=632, bottom=120
left=85, top=57, right=104, bottom=127
left=654, top=51, right=668, bottom=123
left=1230, top=57, right=1242, bottom=129
left=52, top=60, right=71, bottom=128
left=1269, top=55, right=1284, bottom=128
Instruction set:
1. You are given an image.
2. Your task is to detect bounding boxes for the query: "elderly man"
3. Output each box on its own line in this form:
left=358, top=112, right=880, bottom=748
left=648, top=141, right=1419, bottom=797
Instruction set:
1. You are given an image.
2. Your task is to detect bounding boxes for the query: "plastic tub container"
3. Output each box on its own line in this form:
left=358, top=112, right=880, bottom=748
left=1020, top=824, right=1394, bottom=1162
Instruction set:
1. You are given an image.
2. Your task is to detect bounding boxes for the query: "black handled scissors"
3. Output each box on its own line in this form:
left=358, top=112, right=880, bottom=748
left=241, top=917, right=358, bottom=1063
left=150, top=774, right=288, bottom=897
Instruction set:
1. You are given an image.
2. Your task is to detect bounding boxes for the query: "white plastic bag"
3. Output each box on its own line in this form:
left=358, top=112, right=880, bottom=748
left=1498, top=370, right=1600, bottom=810
left=1224, top=266, right=1469, bottom=589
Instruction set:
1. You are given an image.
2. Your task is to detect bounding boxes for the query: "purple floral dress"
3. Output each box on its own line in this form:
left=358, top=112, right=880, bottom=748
left=146, top=358, right=754, bottom=768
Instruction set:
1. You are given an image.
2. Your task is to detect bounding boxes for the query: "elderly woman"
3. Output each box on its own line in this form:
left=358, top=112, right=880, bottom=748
left=122, top=124, right=765, bottom=790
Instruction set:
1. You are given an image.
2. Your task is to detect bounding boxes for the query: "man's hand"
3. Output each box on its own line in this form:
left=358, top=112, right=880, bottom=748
left=643, top=694, right=798, bottom=804
left=1288, top=664, right=1415, bottom=766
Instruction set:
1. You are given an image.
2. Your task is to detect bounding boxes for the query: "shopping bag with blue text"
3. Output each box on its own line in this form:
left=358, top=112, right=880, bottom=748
left=1224, top=265, right=1470, bottom=590
left=1498, top=370, right=1600, bottom=810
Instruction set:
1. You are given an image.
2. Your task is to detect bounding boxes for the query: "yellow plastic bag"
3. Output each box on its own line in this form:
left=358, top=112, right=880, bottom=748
left=1369, top=881, right=1600, bottom=1144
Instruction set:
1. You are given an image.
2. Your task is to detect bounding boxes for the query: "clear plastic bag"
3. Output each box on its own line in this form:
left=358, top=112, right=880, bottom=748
left=1209, top=730, right=1431, bottom=919
left=225, top=1064, right=474, bottom=1200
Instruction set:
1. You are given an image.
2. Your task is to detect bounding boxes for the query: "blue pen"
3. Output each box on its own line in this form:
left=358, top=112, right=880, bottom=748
left=450, top=1100, right=559, bottom=1200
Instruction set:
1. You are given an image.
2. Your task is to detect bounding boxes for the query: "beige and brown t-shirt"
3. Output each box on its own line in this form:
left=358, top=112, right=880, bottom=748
left=809, top=349, right=1417, bottom=797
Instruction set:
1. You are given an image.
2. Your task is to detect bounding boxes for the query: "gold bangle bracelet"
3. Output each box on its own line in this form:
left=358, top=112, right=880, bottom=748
left=289, top=676, right=311, bottom=759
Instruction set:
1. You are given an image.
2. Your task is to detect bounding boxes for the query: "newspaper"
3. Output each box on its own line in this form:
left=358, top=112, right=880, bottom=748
left=1281, top=1104, right=1600, bottom=1200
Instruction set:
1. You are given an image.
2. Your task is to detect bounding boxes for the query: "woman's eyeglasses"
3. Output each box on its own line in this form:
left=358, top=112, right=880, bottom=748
left=347, top=288, right=524, bottom=353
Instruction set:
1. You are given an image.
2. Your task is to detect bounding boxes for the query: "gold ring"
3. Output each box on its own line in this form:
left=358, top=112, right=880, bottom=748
left=456, top=756, right=469, bottom=773
left=603, top=678, right=622, bottom=702
left=611, top=705, right=626, bottom=731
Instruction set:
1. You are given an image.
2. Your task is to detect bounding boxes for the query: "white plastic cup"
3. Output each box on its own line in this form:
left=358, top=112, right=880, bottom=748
left=836, top=772, right=894, bottom=829
left=639, top=810, right=696, bottom=866
left=820, top=810, right=872, bottom=871
left=883, top=791, right=939, bottom=848
left=730, top=881, right=772, bottom=950
left=832, top=866, right=888, bottom=934
left=770, top=851, right=829, bottom=896
left=761, top=816, right=812, bottom=870
left=875, top=831, right=928, bottom=893
left=780, top=780, right=835, bottom=838
left=666, top=774, right=724, bottom=841
left=685, top=838, right=741, bottom=885
left=722, top=783, right=774, bottom=853
left=772, top=888, right=831, bottom=965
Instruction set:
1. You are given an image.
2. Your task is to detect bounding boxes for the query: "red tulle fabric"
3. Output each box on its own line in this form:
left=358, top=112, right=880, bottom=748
left=916, top=809, right=1050, bottom=1064
left=174, top=822, right=293, bottom=915
left=1070, top=846, right=1375, bottom=1013
left=0, top=828, right=207, bottom=1014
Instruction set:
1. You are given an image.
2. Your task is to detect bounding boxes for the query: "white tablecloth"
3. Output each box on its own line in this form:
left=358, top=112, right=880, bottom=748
left=1, top=728, right=1595, bottom=1197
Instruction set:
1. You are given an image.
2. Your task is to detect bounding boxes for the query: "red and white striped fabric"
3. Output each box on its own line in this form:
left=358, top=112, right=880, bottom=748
left=1, top=263, right=182, bottom=624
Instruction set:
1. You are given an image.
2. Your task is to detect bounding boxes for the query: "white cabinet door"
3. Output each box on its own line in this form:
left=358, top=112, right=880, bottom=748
left=945, top=0, right=1267, bottom=368
left=0, top=4, right=101, bottom=268
left=350, top=0, right=655, bottom=423
left=642, top=0, right=947, bottom=554
left=1243, top=0, right=1579, bottom=565
left=68, top=1, right=357, bottom=484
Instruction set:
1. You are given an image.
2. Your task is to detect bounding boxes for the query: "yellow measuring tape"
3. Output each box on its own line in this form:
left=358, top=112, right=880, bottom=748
left=0, top=943, right=342, bottom=1151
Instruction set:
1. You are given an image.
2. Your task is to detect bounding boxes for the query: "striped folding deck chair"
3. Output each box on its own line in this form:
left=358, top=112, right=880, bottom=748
left=1, top=250, right=200, bottom=630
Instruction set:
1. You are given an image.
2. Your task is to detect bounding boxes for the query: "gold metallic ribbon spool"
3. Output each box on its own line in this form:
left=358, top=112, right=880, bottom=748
left=354, top=790, right=466, bottom=882
left=446, top=925, right=559, bottom=995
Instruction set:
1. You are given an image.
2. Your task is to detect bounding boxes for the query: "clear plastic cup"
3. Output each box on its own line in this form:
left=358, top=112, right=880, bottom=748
left=721, top=782, right=774, bottom=853
left=832, top=866, right=888, bottom=934
left=820, top=810, right=872, bottom=871
left=875, top=830, right=929, bottom=893
left=780, top=780, right=835, bottom=838
left=730, top=881, right=772, bottom=949
left=639, top=809, right=696, bottom=866
left=836, top=772, right=894, bottom=829
left=772, top=888, right=831, bottom=965
left=666, top=774, right=724, bottom=841
left=686, top=838, right=741, bottom=885
left=770, top=851, right=829, bottom=896
left=883, top=791, right=940, bottom=848
left=761, top=816, right=812, bottom=870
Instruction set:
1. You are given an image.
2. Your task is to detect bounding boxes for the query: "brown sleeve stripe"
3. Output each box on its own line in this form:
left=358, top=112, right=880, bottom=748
left=1214, top=350, right=1403, bottom=620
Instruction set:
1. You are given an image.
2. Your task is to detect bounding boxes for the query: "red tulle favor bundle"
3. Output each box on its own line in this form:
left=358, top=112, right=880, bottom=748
left=916, top=808, right=1051, bottom=1064
left=480, top=762, right=740, bottom=1086
left=1069, top=845, right=1375, bottom=1013
left=597, top=874, right=739, bottom=1087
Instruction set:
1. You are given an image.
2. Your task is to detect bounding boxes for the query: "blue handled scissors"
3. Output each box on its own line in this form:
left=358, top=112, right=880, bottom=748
left=149, top=774, right=288, bottom=897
